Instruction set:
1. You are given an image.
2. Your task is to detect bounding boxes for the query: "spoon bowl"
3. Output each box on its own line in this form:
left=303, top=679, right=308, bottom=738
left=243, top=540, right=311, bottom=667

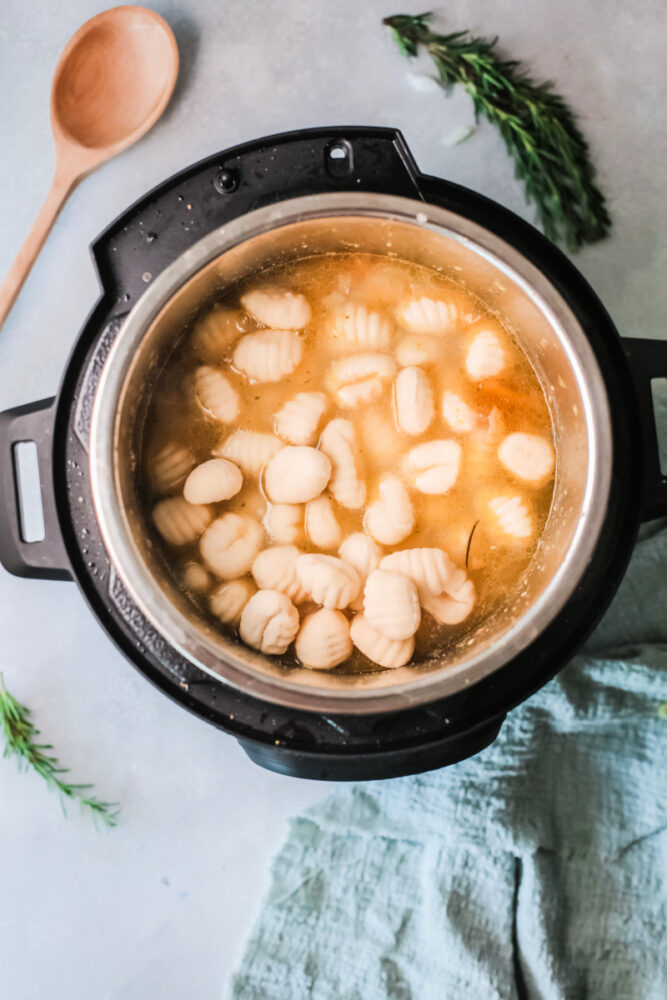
left=52, top=6, right=178, bottom=158
left=0, top=6, right=179, bottom=328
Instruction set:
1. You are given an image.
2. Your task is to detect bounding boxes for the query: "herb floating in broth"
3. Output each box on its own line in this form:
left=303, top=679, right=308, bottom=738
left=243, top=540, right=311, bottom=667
left=383, top=12, right=611, bottom=250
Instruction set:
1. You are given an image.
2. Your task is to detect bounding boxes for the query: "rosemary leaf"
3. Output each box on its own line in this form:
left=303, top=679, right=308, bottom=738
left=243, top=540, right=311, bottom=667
left=0, top=674, right=119, bottom=828
left=383, top=12, right=611, bottom=249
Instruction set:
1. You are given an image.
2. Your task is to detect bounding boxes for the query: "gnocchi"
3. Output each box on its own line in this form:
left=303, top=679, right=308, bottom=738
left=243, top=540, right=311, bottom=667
left=241, top=287, right=311, bottom=329
left=239, top=589, right=300, bottom=654
left=305, top=496, right=342, bottom=550
left=274, top=392, right=327, bottom=445
left=466, top=329, right=505, bottom=379
left=200, top=513, right=264, bottom=578
left=264, top=446, right=332, bottom=504
left=251, top=545, right=308, bottom=603
left=183, top=458, right=243, bottom=505
left=233, top=329, right=303, bottom=382
left=363, top=569, right=421, bottom=640
left=210, top=577, right=257, bottom=626
left=152, top=497, right=212, bottom=546
left=394, top=366, right=435, bottom=436
left=497, top=433, right=555, bottom=484
left=296, top=609, right=353, bottom=669
left=365, top=475, right=415, bottom=545
left=150, top=442, right=195, bottom=493
left=350, top=614, right=415, bottom=669
left=331, top=304, right=392, bottom=352
left=143, top=252, right=555, bottom=675
left=319, top=419, right=366, bottom=510
left=195, top=366, right=241, bottom=423
left=216, top=430, right=283, bottom=476
left=398, top=297, right=458, bottom=335
left=402, top=439, right=462, bottom=496
left=265, top=503, right=302, bottom=544
left=295, top=553, right=361, bottom=609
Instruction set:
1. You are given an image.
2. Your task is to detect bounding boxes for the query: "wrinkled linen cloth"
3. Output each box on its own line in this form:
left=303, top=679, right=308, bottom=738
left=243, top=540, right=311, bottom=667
left=231, top=498, right=667, bottom=998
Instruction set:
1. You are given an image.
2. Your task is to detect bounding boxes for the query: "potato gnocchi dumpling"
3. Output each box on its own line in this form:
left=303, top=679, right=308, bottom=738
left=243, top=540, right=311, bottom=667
left=331, top=304, right=392, bottom=352
left=319, top=418, right=366, bottom=510
left=183, top=458, right=243, bottom=505
left=466, top=329, right=506, bottom=379
left=195, top=366, right=241, bottom=423
left=233, top=329, right=303, bottom=382
left=210, top=577, right=257, bottom=626
left=305, top=496, right=342, bottom=550
left=394, top=365, right=435, bottom=436
left=152, top=497, right=212, bottom=546
left=296, top=609, right=353, bottom=669
left=240, top=589, right=300, bottom=654
left=363, top=569, right=421, bottom=640
left=251, top=545, right=308, bottom=603
left=240, top=287, right=311, bottom=330
left=274, top=392, right=328, bottom=445
left=350, top=614, right=415, bottom=669
left=398, top=297, right=458, bottom=336
left=295, top=553, right=361, bottom=610
left=142, top=251, right=555, bottom=674
left=264, top=446, right=332, bottom=504
left=216, top=430, right=283, bottom=476
left=402, top=439, right=463, bottom=496
left=200, top=513, right=264, bottom=578
left=365, top=474, right=415, bottom=545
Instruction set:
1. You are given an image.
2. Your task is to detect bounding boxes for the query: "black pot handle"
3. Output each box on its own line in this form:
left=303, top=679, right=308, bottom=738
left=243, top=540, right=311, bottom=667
left=623, top=337, right=667, bottom=522
left=0, top=397, right=71, bottom=580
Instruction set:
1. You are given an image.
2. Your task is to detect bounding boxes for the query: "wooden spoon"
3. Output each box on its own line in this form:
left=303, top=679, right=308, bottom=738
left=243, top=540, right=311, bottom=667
left=0, top=6, right=179, bottom=329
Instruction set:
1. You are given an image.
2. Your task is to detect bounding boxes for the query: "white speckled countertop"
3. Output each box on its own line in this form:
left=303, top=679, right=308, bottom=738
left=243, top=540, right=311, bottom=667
left=1, top=1, right=666, bottom=996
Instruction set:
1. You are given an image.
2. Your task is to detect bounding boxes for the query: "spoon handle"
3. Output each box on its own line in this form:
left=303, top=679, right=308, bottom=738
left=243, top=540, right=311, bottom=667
left=0, top=169, right=77, bottom=330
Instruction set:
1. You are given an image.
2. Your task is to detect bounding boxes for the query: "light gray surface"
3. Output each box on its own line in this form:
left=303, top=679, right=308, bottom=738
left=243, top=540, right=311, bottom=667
left=0, top=2, right=665, bottom=998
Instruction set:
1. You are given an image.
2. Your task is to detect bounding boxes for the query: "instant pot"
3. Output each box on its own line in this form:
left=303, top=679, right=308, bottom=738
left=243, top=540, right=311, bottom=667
left=1, top=127, right=665, bottom=779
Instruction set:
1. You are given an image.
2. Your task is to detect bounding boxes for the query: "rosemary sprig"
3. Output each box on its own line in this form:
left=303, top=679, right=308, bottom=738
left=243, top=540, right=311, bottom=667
left=0, top=674, right=118, bottom=828
left=383, top=12, right=611, bottom=250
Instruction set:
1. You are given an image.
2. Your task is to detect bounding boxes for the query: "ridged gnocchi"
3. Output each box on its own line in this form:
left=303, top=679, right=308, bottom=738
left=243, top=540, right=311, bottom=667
left=363, top=569, right=421, bottom=640
left=402, top=439, right=462, bottom=495
left=239, top=589, right=300, bottom=654
left=350, top=614, right=415, bottom=669
left=319, top=419, right=366, bottom=510
left=296, top=609, right=352, bottom=669
left=210, top=577, right=257, bottom=626
left=331, top=304, right=392, bottom=352
left=394, top=366, right=435, bottom=436
left=241, top=287, right=311, bottom=329
left=195, top=366, right=241, bottom=423
left=295, top=553, right=361, bottom=609
left=497, top=433, right=555, bottom=484
left=264, top=446, right=332, bottom=504
left=365, top=475, right=415, bottom=545
left=143, top=253, right=555, bottom=675
left=466, top=329, right=506, bottom=379
left=150, top=442, right=195, bottom=493
left=305, top=496, right=342, bottom=550
left=216, top=430, right=283, bottom=476
left=274, top=392, right=327, bottom=445
left=152, top=497, right=212, bottom=546
left=398, top=297, right=458, bottom=335
left=264, top=503, right=302, bottom=544
left=200, top=513, right=264, bottom=578
left=233, top=329, right=303, bottom=382
left=183, top=458, right=243, bottom=505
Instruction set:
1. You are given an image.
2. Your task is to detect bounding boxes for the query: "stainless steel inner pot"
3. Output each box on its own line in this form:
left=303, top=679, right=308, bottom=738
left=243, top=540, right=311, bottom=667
left=89, top=192, right=612, bottom=713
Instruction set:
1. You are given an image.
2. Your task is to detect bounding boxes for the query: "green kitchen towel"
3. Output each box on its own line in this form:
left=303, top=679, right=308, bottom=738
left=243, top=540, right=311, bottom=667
left=231, top=417, right=667, bottom=1000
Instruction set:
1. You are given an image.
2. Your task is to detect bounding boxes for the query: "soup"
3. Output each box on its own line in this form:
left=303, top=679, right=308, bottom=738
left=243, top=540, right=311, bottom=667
left=141, top=252, right=555, bottom=672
